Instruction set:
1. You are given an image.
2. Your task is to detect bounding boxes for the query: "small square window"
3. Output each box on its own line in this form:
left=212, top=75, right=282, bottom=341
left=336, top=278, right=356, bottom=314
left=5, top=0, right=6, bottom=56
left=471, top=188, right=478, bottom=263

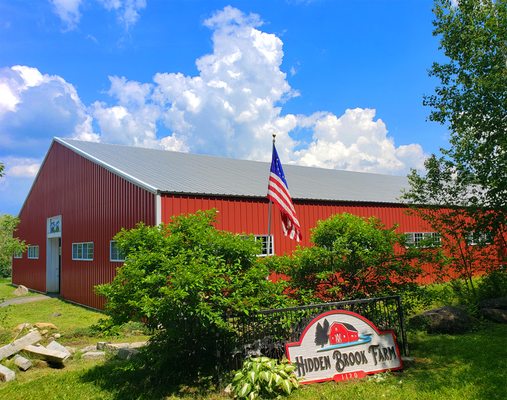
left=27, top=245, right=39, bottom=259
left=110, top=241, right=125, bottom=262
left=13, top=250, right=23, bottom=259
left=72, top=242, right=94, bottom=261
left=405, top=232, right=440, bottom=248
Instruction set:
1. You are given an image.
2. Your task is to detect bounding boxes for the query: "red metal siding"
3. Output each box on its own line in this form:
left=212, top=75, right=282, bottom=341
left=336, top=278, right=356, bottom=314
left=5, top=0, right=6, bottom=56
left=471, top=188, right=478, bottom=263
left=13, top=142, right=155, bottom=309
left=160, top=194, right=432, bottom=253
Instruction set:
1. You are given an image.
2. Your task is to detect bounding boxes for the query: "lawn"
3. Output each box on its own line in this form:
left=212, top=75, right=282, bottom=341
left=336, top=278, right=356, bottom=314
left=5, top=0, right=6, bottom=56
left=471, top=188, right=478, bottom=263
left=0, top=279, right=506, bottom=400
left=0, top=277, right=39, bottom=300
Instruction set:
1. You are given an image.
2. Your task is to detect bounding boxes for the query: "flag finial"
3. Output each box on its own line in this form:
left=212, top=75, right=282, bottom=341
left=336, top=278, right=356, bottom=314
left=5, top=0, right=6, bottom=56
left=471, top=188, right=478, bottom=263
left=272, top=133, right=276, bottom=144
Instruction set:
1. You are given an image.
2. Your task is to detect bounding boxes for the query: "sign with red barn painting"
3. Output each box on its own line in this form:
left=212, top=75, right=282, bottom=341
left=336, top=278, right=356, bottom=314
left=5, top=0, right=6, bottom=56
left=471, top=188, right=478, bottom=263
left=285, top=310, right=402, bottom=384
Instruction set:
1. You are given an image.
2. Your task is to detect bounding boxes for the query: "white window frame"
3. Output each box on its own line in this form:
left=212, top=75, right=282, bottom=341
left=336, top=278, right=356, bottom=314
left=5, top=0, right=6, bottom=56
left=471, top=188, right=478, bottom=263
left=254, top=235, right=274, bottom=257
left=27, top=245, right=39, bottom=259
left=109, top=240, right=125, bottom=262
left=405, top=232, right=441, bottom=248
left=466, top=231, right=493, bottom=246
left=72, top=242, right=94, bottom=261
left=13, top=250, right=23, bottom=259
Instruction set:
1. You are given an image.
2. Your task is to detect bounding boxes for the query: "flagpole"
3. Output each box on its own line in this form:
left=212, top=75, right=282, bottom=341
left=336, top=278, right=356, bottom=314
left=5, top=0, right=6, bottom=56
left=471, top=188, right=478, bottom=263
left=267, top=133, right=276, bottom=255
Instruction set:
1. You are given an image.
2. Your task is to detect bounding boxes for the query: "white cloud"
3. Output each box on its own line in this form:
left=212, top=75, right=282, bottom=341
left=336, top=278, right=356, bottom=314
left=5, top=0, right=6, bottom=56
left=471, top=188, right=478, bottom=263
left=293, top=108, right=426, bottom=174
left=50, top=0, right=83, bottom=30
left=0, top=65, right=98, bottom=151
left=50, top=0, right=146, bottom=30
left=4, top=6, right=426, bottom=179
left=97, top=0, right=146, bottom=29
left=5, top=157, right=41, bottom=178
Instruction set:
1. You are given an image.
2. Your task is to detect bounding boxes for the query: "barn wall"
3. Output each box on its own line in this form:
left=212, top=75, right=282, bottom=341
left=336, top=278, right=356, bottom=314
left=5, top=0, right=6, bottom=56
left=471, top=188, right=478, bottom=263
left=12, top=142, right=155, bottom=309
left=160, top=194, right=440, bottom=282
left=161, top=194, right=431, bottom=251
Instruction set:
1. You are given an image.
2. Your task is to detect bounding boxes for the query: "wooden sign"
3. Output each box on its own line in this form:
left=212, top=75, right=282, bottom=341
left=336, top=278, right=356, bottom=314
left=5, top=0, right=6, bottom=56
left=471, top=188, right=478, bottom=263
left=285, top=310, right=402, bottom=384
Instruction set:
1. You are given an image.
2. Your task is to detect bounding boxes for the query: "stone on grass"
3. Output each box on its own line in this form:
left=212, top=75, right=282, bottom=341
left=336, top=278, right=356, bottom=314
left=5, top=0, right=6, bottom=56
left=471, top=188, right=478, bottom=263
left=13, top=355, right=32, bottom=371
left=0, top=364, right=15, bottom=382
left=80, top=345, right=97, bottom=353
left=96, top=342, right=109, bottom=351
left=23, top=344, right=69, bottom=364
left=46, top=341, right=72, bottom=358
left=82, top=351, right=106, bottom=360
left=116, top=348, right=140, bottom=360
left=128, top=341, right=147, bottom=349
left=34, top=322, right=58, bottom=330
left=0, top=330, right=42, bottom=361
left=13, top=285, right=28, bottom=296
left=15, top=323, right=32, bottom=331
left=409, top=306, right=474, bottom=334
left=480, top=308, right=507, bottom=323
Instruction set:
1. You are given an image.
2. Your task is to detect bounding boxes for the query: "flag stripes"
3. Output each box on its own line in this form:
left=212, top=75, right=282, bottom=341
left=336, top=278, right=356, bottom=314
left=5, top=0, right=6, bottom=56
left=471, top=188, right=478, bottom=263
left=267, top=144, right=302, bottom=242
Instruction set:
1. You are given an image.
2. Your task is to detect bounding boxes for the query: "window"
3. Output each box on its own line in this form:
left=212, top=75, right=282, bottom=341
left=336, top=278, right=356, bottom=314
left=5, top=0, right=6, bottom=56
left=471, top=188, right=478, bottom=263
left=110, top=241, right=125, bottom=262
left=13, top=250, right=23, bottom=259
left=466, top=231, right=493, bottom=246
left=405, top=232, right=441, bottom=248
left=254, top=235, right=274, bottom=256
left=27, top=245, right=39, bottom=259
left=72, top=242, right=94, bottom=261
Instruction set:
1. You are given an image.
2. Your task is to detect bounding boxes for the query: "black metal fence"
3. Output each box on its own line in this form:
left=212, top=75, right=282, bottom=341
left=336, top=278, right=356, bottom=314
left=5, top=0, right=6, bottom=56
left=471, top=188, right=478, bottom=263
left=226, top=295, right=407, bottom=369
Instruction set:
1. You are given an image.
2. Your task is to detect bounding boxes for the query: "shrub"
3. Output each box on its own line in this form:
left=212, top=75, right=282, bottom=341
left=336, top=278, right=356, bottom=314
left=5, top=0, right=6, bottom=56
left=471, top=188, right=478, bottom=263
left=275, top=213, right=422, bottom=302
left=226, top=357, right=299, bottom=399
left=477, top=266, right=507, bottom=301
left=96, top=210, right=291, bottom=383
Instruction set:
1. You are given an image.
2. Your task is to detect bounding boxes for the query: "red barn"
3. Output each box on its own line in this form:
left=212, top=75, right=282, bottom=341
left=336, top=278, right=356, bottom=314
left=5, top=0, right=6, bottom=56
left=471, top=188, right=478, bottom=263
left=12, top=138, right=437, bottom=309
left=328, top=323, right=359, bottom=345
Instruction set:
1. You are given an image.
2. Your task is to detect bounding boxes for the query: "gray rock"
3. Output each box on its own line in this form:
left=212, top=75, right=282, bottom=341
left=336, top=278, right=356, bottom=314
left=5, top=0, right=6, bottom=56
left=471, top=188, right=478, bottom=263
left=80, top=345, right=97, bottom=353
left=13, top=355, right=32, bottom=371
left=0, top=364, right=16, bottom=382
left=82, top=351, right=106, bottom=360
left=13, top=285, right=28, bottom=296
left=116, top=348, right=140, bottom=360
left=96, top=342, right=110, bottom=351
left=46, top=341, right=72, bottom=358
left=410, top=306, right=474, bottom=334
left=479, top=297, right=507, bottom=311
left=480, top=308, right=507, bottom=323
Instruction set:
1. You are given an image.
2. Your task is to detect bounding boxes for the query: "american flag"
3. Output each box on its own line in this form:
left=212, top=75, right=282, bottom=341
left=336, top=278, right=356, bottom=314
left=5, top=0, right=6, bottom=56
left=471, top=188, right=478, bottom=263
left=267, top=144, right=302, bottom=242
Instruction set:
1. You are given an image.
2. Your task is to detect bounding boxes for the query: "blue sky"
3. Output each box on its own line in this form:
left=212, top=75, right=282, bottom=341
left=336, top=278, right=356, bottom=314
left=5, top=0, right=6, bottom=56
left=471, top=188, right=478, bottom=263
left=0, top=0, right=448, bottom=215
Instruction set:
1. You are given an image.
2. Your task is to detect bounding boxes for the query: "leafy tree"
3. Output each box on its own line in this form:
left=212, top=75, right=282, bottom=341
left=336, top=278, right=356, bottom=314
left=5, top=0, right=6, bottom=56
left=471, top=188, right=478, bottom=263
left=275, top=213, right=421, bottom=302
left=406, top=206, right=502, bottom=301
left=0, top=162, right=4, bottom=178
left=405, top=0, right=507, bottom=245
left=0, top=215, right=26, bottom=277
left=96, top=210, right=291, bottom=382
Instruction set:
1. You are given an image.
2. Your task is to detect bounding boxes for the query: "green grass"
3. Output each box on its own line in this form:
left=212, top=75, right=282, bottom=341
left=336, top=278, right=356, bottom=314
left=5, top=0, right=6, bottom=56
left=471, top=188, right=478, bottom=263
left=0, top=278, right=505, bottom=400
left=0, top=298, right=104, bottom=341
left=0, top=277, right=39, bottom=300
left=0, top=323, right=505, bottom=400
left=291, top=323, right=507, bottom=400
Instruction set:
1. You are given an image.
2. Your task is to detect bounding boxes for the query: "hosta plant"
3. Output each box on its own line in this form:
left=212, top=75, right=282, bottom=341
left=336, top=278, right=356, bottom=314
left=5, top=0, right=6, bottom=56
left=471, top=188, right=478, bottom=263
left=226, top=356, right=299, bottom=399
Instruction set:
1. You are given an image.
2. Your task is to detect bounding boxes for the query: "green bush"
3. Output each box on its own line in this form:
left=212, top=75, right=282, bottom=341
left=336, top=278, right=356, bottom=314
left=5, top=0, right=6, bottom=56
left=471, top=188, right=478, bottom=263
left=477, top=267, right=507, bottom=301
left=275, top=213, right=422, bottom=302
left=96, top=210, right=291, bottom=383
left=226, top=357, right=299, bottom=399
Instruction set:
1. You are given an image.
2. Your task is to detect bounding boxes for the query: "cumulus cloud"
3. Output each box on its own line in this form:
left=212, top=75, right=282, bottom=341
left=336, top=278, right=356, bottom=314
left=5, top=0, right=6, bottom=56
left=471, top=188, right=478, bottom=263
left=3, top=6, right=426, bottom=178
left=293, top=108, right=426, bottom=174
left=0, top=65, right=98, bottom=155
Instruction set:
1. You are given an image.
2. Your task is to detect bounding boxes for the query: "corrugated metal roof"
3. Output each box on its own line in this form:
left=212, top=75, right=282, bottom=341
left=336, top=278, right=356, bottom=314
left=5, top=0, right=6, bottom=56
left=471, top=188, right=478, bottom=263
left=56, top=137, right=409, bottom=204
